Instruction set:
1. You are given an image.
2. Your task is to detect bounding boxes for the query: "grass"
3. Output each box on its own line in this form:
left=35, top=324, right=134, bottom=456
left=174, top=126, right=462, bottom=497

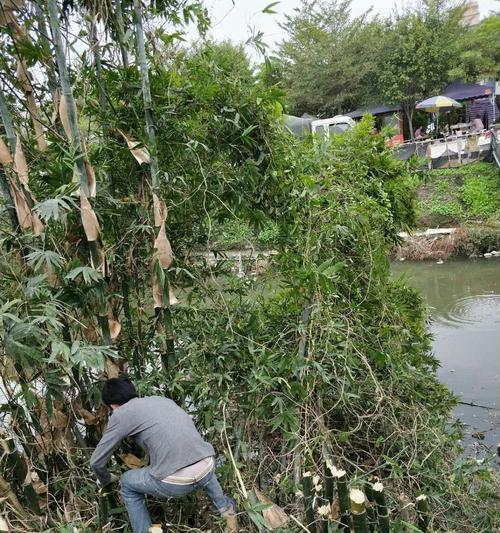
left=418, top=162, right=500, bottom=227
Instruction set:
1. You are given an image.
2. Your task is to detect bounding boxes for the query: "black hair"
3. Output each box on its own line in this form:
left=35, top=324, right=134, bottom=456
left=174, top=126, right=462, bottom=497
left=475, top=114, right=481, bottom=119
left=101, top=377, right=138, bottom=407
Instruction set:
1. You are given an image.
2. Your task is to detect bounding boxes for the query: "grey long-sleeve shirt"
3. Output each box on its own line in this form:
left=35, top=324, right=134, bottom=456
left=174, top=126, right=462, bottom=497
left=90, top=396, right=215, bottom=486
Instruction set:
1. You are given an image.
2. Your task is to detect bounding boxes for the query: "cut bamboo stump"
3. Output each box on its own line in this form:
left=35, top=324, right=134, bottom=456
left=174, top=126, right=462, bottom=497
left=416, top=495, right=429, bottom=532
left=349, top=489, right=369, bottom=533
left=302, top=472, right=315, bottom=530
left=372, top=482, right=390, bottom=533
left=320, top=461, right=334, bottom=533
left=332, top=468, right=350, bottom=532
left=364, top=483, right=377, bottom=533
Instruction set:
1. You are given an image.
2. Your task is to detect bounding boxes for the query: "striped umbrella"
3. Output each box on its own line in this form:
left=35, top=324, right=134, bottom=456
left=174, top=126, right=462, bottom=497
left=416, top=95, right=462, bottom=113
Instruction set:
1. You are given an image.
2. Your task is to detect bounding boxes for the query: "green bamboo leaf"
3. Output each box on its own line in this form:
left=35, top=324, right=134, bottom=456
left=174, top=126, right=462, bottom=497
left=26, top=250, right=65, bottom=271
left=33, top=196, right=76, bottom=222
left=65, top=266, right=102, bottom=285
left=262, top=2, right=280, bottom=15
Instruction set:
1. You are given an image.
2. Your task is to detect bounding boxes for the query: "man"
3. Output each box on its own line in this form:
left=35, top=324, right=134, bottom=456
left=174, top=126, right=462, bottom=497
left=90, top=377, right=236, bottom=533
left=414, top=126, right=424, bottom=139
left=471, top=114, right=485, bottom=132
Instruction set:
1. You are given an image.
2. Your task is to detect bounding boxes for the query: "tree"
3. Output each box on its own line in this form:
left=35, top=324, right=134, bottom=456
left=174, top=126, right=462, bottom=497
left=450, top=15, right=500, bottom=81
left=376, top=1, right=463, bottom=138
left=279, top=0, right=387, bottom=116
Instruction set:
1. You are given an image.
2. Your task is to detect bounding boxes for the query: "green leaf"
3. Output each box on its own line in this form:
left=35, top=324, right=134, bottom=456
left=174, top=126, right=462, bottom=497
left=262, top=2, right=280, bottom=14
left=26, top=250, right=65, bottom=272
left=33, top=196, right=76, bottom=222
left=65, top=266, right=102, bottom=285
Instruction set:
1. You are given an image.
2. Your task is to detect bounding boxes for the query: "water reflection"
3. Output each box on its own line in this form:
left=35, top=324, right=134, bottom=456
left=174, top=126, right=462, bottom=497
left=392, top=259, right=500, bottom=460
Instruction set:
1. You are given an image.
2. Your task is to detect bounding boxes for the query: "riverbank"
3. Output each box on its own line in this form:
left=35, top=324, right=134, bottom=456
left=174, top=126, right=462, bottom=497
left=393, top=225, right=500, bottom=260
left=394, top=162, right=500, bottom=260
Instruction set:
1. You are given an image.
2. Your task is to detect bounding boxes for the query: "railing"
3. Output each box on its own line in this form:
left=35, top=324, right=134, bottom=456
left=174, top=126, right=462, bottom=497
left=492, top=130, right=500, bottom=169
left=394, top=128, right=499, bottom=169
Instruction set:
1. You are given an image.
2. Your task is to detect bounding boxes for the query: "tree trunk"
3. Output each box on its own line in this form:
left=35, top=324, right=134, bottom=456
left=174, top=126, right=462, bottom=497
left=404, top=102, right=415, bottom=140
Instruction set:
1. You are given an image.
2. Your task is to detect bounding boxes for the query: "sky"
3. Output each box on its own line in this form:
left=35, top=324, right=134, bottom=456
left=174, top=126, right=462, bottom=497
left=197, top=0, right=498, bottom=58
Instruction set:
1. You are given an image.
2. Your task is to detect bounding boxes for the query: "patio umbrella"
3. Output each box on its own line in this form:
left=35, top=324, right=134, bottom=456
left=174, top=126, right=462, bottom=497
left=416, top=96, right=462, bottom=137
left=416, top=95, right=462, bottom=112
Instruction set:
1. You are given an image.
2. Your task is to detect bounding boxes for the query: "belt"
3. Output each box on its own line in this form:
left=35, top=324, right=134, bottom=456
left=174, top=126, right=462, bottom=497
left=161, top=456, right=214, bottom=485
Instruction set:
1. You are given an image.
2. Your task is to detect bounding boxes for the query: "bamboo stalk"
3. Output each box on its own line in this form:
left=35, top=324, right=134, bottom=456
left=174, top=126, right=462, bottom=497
left=46, top=0, right=89, bottom=196
left=320, top=461, right=334, bottom=533
left=0, top=474, right=26, bottom=518
left=0, top=88, right=17, bottom=153
left=371, top=482, right=390, bottom=533
left=33, top=3, right=58, bottom=97
left=0, top=434, right=41, bottom=514
left=332, top=468, right=350, bottom=532
left=416, top=495, right=429, bottom=532
left=0, top=88, right=18, bottom=230
left=114, top=0, right=129, bottom=68
left=302, top=472, right=315, bottom=531
left=133, top=0, right=176, bottom=365
left=364, top=483, right=376, bottom=533
left=349, top=489, right=368, bottom=533
left=323, top=460, right=334, bottom=504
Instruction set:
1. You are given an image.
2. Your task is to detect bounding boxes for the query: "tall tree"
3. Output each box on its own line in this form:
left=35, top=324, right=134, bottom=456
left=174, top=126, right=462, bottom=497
left=450, top=15, right=500, bottom=82
left=376, top=1, right=463, bottom=138
left=279, top=0, right=386, bottom=116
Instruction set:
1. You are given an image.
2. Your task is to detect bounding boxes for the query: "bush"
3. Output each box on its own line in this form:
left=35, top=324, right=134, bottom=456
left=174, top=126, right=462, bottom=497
left=461, top=174, right=500, bottom=219
left=418, top=162, right=500, bottom=225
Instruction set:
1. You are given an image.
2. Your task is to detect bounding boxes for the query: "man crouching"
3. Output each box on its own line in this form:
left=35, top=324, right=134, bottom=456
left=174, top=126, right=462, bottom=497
left=90, top=377, right=237, bottom=533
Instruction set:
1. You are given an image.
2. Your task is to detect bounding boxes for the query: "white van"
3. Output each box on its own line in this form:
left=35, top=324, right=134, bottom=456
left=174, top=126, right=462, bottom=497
left=311, top=115, right=355, bottom=140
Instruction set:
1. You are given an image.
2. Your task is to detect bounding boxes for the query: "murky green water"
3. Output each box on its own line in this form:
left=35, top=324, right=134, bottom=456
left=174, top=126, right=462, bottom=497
left=392, top=259, right=500, bottom=460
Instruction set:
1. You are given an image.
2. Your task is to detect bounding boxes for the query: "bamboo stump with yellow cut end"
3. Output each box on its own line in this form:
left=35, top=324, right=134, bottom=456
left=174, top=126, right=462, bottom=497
left=349, top=489, right=368, bottom=533
left=416, top=495, right=429, bottom=532
left=149, top=525, right=163, bottom=533
left=371, top=482, right=390, bottom=533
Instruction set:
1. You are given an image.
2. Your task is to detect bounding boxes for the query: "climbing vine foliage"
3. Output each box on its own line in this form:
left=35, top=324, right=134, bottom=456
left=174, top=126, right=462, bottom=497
left=0, top=1, right=498, bottom=532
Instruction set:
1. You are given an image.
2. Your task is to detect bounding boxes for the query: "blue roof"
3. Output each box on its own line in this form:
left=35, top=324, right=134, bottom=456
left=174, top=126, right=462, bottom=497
left=346, top=104, right=401, bottom=119
left=442, top=81, right=493, bottom=101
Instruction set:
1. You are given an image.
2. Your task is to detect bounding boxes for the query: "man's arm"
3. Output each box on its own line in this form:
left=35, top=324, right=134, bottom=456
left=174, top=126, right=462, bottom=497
left=90, top=412, right=128, bottom=486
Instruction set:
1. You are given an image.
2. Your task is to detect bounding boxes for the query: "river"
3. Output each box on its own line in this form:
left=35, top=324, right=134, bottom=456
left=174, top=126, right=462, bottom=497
left=392, top=258, right=500, bottom=462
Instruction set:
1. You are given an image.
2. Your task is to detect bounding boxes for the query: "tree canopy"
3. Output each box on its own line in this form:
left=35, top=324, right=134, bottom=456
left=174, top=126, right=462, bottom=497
left=278, top=0, right=499, bottom=128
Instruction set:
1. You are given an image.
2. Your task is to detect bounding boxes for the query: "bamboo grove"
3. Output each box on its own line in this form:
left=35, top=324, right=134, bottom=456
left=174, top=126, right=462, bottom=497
left=0, top=0, right=498, bottom=531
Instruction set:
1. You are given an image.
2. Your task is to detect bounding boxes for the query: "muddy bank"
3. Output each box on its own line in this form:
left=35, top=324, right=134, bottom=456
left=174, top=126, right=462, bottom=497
left=393, top=225, right=500, bottom=261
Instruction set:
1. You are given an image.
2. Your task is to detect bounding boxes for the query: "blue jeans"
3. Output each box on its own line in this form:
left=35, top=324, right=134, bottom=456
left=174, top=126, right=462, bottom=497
left=120, top=467, right=232, bottom=533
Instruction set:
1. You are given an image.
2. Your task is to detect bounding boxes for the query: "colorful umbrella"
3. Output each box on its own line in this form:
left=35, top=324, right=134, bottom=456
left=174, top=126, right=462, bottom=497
left=416, top=95, right=462, bottom=113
